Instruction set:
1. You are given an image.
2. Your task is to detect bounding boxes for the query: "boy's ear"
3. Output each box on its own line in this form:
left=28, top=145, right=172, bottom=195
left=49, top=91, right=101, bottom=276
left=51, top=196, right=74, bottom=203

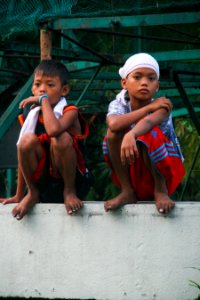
left=156, top=81, right=160, bottom=92
left=121, top=78, right=127, bottom=89
left=62, top=84, right=70, bottom=96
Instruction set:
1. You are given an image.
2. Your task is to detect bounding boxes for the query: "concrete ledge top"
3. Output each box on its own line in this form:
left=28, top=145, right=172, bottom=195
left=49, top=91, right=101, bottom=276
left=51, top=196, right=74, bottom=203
left=1, top=201, right=200, bottom=218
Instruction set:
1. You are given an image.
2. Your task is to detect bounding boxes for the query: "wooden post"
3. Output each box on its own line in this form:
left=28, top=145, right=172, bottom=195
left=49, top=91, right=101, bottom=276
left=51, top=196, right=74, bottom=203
left=40, top=29, right=52, bottom=61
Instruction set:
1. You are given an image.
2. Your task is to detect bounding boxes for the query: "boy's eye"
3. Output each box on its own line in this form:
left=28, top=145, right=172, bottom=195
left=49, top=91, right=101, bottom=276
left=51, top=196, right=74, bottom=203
left=48, top=83, right=55, bottom=87
left=149, top=76, right=156, bottom=81
left=34, top=83, right=40, bottom=87
left=133, top=75, right=141, bottom=80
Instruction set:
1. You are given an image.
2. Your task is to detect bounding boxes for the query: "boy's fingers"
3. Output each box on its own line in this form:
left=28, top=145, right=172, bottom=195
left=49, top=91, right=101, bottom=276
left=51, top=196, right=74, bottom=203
left=3, top=199, right=15, bottom=204
left=133, top=144, right=139, bottom=158
left=121, top=154, right=126, bottom=166
left=125, top=149, right=133, bottom=165
left=129, top=149, right=135, bottom=163
left=19, top=101, right=24, bottom=109
left=135, top=150, right=139, bottom=159
left=0, top=198, right=11, bottom=204
left=0, top=198, right=19, bottom=205
left=121, top=150, right=126, bottom=166
left=121, top=144, right=138, bottom=165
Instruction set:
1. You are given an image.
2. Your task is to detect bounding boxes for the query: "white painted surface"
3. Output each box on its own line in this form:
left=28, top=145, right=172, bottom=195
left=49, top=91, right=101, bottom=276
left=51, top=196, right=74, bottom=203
left=0, top=202, right=200, bottom=300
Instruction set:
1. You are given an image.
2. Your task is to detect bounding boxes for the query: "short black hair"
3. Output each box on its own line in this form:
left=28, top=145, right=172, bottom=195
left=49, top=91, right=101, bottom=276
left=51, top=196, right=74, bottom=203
left=34, top=60, right=70, bottom=85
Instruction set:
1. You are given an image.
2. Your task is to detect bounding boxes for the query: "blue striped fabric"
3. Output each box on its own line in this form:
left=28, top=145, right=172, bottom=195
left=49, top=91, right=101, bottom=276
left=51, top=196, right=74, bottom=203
left=150, top=142, right=180, bottom=163
left=102, top=140, right=108, bottom=155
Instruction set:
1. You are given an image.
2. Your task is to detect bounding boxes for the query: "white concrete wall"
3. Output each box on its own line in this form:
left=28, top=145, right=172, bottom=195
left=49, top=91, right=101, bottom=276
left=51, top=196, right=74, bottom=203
left=0, top=202, right=200, bottom=300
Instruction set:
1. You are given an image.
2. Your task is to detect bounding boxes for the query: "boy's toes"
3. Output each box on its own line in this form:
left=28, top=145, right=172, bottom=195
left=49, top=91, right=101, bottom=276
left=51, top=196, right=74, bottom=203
left=104, top=202, right=110, bottom=212
left=66, top=206, right=73, bottom=215
left=16, top=213, right=23, bottom=220
left=12, top=207, right=25, bottom=220
left=157, top=205, right=167, bottom=214
left=65, top=204, right=78, bottom=215
left=157, top=201, right=175, bottom=214
left=64, top=197, right=84, bottom=215
left=12, top=207, right=19, bottom=217
left=165, top=201, right=175, bottom=213
left=77, top=201, right=83, bottom=210
left=66, top=202, right=83, bottom=215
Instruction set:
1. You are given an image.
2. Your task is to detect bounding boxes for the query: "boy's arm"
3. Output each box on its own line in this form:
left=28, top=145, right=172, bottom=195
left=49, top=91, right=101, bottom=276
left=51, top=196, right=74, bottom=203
left=19, top=96, right=79, bottom=136
left=41, top=98, right=79, bottom=136
left=107, top=97, right=172, bottom=132
left=120, top=108, right=169, bottom=165
left=0, top=167, right=26, bottom=204
left=131, top=107, right=169, bottom=138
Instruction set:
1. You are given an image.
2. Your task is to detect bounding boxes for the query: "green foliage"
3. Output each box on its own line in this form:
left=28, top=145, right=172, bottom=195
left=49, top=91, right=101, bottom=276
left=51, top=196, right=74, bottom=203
left=189, top=267, right=200, bottom=300
left=175, top=117, right=200, bottom=200
left=82, top=111, right=120, bottom=201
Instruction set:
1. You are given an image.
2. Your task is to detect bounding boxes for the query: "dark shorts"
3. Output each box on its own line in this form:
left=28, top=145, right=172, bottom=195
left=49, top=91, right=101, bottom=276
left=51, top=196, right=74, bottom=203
left=38, top=168, right=93, bottom=203
left=30, top=135, right=93, bottom=203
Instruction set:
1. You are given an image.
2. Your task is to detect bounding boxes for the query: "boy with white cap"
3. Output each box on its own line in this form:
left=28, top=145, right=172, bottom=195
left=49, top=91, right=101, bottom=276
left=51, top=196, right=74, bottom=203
left=103, top=53, right=185, bottom=214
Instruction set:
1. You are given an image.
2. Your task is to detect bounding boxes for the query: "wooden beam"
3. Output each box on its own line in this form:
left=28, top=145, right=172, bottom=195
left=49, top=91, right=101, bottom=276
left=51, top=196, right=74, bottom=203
left=40, top=29, right=52, bottom=61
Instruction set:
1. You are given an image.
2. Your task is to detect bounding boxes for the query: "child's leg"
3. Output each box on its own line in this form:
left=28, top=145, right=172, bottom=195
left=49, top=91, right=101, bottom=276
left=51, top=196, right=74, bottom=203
left=12, top=133, right=44, bottom=220
left=50, top=132, right=83, bottom=215
left=104, top=129, right=137, bottom=211
left=142, top=144, right=175, bottom=214
left=152, top=167, right=175, bottom=214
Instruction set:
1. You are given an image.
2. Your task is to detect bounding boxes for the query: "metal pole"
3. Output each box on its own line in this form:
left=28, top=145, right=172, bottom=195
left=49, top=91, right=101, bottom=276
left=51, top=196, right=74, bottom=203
left=76, top=65, right=102, bottom=106
left=179, top=143, right=200, bottom=201
left=173, top=71, right=200, bottom=135
left=6, top=168, right=16, bottom=197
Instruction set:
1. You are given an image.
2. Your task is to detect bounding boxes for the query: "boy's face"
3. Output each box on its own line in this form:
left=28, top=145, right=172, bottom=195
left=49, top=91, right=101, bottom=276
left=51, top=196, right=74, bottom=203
left=121, top=68, right=159, bottom=102
left=32, top=71, right=69, bottom=106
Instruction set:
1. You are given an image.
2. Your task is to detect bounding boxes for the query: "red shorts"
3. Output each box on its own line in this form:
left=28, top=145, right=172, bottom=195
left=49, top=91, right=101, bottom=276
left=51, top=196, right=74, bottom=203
left=102, top=126, right=185, bottom=200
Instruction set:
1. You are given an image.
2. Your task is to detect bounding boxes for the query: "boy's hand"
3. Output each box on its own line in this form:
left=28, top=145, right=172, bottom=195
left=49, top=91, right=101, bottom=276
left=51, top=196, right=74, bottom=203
left=19, top=96, right=40, bottom=109
left=121, top=130, right=139, bottom=165
left=149, top=97, right=173, bottom=113
left=0, top=195, right=21, bottom=205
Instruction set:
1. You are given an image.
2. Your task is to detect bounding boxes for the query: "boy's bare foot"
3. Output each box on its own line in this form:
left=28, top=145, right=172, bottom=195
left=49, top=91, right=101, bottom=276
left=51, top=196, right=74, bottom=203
left=0, top=196, right=21, bottom=205
left=12, top=192, right=39, bottom=221
left=155, top=192, right=175, bottom=214
left=64, top=193, right=83, bottom=215
left=104, top=190, right=137, bottom=212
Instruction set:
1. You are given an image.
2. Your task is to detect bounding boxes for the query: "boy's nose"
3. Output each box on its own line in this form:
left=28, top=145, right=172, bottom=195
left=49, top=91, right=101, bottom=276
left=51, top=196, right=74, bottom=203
left=39, top=84, right=46, bottom=93
left=141, top=78, right=148, bottom=85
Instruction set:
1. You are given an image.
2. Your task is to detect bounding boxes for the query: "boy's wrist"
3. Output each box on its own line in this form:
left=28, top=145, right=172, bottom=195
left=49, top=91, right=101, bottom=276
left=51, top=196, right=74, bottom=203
left=130, top=129, right=136, bottom=138
left=38, top=94, right=48, bottom=105
left=146, top=102, right=153, bottom=113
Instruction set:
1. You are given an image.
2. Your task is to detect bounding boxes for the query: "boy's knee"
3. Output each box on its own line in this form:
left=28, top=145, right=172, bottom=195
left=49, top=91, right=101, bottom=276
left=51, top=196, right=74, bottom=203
left=17, top=133, right=38, bottom=152
left=106, top=128, right=124, bottom=142
left=51, top=132, right=73, bottom=151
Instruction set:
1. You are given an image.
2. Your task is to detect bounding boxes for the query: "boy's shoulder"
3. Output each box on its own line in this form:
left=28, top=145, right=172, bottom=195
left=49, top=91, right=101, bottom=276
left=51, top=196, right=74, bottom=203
left=63, top=104, right=89, bottom=139
left=107, top=90, right=130, bottom=116
left=63, top=103, right=78, bottom=113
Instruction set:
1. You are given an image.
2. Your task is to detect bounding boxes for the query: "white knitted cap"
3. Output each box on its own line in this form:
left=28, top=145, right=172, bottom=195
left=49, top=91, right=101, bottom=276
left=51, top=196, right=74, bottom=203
left=119, top=53, right=160, bottom=79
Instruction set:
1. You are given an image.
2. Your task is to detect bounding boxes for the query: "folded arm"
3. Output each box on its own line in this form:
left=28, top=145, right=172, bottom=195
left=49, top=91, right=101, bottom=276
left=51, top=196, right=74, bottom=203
left=107, top=97, right=172, bottom=132
left=120, top=108, right=169, bottom=165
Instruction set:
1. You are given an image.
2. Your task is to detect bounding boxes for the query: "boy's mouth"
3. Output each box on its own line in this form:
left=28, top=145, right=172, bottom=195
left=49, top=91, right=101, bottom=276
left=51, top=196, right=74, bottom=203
left=139, top=89, right=149, bottom=93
